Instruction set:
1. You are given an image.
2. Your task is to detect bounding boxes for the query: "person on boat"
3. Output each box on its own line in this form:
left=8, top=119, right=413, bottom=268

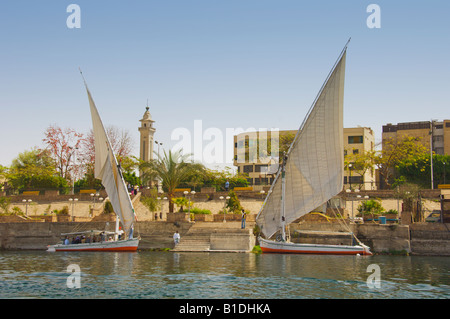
left=64, top=237, right=69, bottom=245
left=173, top=231, right=180, bottom=245
left=241, top=209, right=246, bottom=229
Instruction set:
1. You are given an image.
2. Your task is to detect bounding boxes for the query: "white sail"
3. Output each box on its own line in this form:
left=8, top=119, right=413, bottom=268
left=82, top=80, right=136, bottom=236
left=257, top=49, right=346, bottom=239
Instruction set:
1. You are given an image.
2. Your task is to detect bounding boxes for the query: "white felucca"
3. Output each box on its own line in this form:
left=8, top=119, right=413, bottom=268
left=47, top=73, right=139, bottom=252
left=256, top=40, right=372, bottom=256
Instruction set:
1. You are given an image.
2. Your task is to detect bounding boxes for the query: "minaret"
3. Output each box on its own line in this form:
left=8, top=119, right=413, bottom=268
left=139, top=105, right=156, bottom=163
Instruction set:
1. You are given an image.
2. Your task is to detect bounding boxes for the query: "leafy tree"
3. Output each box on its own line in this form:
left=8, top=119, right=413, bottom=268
left=396, top=153, right=450, bottom=189
left=7, top=149, right=69, bottom=191
left=200, top=168, right=249, bottom=191
left=74, top=170, right=103, bottom=190
left=225, top=190, right=243, bottom=214
left=344, top=149, right=376, bottom=189
left=374, top=136, right=429, bottom=188
left=139, top=149, right=206, bottom=212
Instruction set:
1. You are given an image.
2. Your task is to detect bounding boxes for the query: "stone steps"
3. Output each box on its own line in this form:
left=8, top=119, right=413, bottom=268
left=171, top=222, right=254, bottom=252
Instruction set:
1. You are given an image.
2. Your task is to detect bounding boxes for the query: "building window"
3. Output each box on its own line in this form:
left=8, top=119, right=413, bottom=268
left=243, top=165, right=253, bottom=173
left=254, top=165, right=268, bottom=173
left=352, top=149, right=359, bottom=155
left=348, top=136, right=363, bottom=144
left=344, top=176, right=363, bottom=184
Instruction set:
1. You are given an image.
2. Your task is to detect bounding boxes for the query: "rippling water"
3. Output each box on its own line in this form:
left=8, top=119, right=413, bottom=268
left=0, top=251, right=448, bottom=299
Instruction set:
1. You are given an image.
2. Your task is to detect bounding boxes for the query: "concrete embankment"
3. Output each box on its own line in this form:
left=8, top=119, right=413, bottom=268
left=0, top=221, right=255, bottom=252
left=290, top=222, right=450, bottom=256
left=0, top=220, right=449, bottom=255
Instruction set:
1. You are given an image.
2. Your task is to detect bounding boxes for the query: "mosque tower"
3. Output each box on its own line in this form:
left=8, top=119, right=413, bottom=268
left=138, top=105, right=156, bottom=163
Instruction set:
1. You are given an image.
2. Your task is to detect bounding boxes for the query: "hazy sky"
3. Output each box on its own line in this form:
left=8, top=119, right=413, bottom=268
left=0, top=1, right=449, bottom=169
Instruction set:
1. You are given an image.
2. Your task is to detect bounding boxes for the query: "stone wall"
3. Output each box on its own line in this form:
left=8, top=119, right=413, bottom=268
left=409, top=223, right=450, bottom=256
left=1, top=219, right=449, bottom=255
left=290, top=222, right=411, bottom=254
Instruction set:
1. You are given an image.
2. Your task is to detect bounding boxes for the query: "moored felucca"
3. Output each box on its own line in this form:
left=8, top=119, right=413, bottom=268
left=47, top=72, right=139, bottom=252
left=256, top=40, right=372, bottom=256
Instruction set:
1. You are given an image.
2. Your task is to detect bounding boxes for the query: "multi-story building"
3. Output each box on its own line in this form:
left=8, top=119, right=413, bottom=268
left=382, top=120, right=450, bottom=155
left=344, top=127, right=376, bottom=190
left=234, top=127, right=376, bottom=190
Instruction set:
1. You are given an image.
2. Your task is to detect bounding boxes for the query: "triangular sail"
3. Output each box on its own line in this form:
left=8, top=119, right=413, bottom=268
left=82, top=78, right=136, bottom=236
left=257, top=48, right=347, bottom=239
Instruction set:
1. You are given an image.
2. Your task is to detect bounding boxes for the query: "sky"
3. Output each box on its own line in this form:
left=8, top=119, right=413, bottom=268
left=0, top=1, right=449, bottom=170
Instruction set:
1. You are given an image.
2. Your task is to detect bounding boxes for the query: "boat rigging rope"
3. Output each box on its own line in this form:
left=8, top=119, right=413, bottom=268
left=328, top=199, right=364, bottom=246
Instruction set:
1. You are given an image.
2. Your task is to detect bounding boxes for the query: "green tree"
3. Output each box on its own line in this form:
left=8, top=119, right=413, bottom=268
left=225, top=190, right=243, bottom=214
left=201, top=168, right=249, bottom=191
left=396, top=153, right=450, bottom=189
left=373, top=136, right=429, bottom=189
left=7, top=149, right=69, bottom=191
left=139, top=150, right=206, bottom=212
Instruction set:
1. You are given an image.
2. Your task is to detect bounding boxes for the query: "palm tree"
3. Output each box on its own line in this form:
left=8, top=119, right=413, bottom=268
left=139, top=149, right=205, bottom=213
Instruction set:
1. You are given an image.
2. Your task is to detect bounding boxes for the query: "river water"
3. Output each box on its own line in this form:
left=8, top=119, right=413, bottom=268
left=0, top=251, right=448, bottom=300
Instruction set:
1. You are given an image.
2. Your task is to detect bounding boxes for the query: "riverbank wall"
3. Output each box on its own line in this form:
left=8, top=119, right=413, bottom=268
left=0, top=220, right=449, bottom=255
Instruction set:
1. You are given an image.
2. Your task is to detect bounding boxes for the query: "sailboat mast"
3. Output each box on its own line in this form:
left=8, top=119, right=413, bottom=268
left=280, top=152, right=287, bottom=241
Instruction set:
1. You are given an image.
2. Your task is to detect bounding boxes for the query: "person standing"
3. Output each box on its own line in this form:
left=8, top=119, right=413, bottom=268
left=173, top=230, right=181, bottom=245
left=241, top=209, right=246, bottom=229
left=225, top=180, right=230, bottom=191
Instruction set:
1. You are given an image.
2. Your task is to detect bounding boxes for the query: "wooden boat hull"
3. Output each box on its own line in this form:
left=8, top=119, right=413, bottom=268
left=259, top=237, right=372, bottom=255
left=47, top=238, right=139, bottom=252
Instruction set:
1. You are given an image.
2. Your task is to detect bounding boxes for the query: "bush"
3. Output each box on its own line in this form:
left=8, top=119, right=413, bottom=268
left=190, top=207, right=211, bottom=215
left=55, top=206, right=69, bottom=215
left=357, top=199, right=384, bottom=216
left=0, top=197, right=11, bottom=215
left=103, top=200, right=114, bottom=214
left=384, top=209, right=398, bottom=215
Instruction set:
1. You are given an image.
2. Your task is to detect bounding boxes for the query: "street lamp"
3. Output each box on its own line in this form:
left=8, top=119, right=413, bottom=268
left=155, top=140, right=163, bottom=159
left=345, top=188, right=359, bottom=220
left=220, top=196, right=230, bottom=223
left=348, top=163, right=353, bottom=190
left=444, top=162, right=447, bottom=185
left=22, top=199, right=32, bottom=217
left=184, top=190, right=196, bottom=221
left=68, top=198, right=78, bottom=222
